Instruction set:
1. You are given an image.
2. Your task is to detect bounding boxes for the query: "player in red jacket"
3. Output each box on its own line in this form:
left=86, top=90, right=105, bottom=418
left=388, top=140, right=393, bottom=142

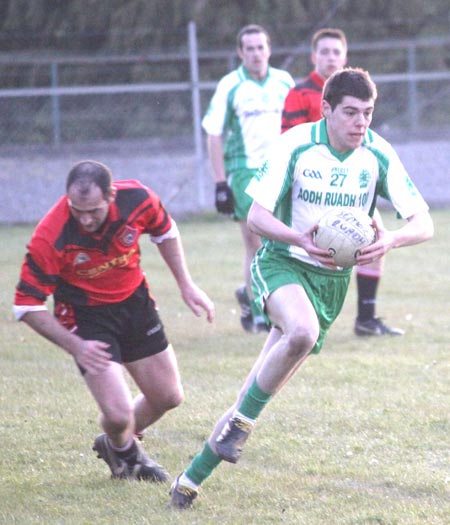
left=14, top=160, right=215, bottom=482
left=282, top=28, right=403, bottom=336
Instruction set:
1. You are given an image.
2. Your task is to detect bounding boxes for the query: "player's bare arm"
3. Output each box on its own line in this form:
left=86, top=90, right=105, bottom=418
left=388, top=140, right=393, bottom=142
left=157, top=236, right=215, bottom=322
left=21, top=310, right=111, bottom=375
left=207, top=134, right=227, bottom=183
left=356, top=210, right=434, bottom=265
left=248, top=201, right=334, bottom=265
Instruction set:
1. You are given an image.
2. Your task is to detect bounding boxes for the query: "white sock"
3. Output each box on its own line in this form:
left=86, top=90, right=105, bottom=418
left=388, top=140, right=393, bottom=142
left=178, top=472, right=199, bottom=490
left=233, top=411, right=256, bottom=425
left=109, top=437, right=134, bottom=452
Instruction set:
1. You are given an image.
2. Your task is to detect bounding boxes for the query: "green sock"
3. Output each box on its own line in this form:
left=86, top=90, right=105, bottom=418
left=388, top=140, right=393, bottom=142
left=185, top=441, right=222, bottom=486
left=238, top=378, right=272, bottom=420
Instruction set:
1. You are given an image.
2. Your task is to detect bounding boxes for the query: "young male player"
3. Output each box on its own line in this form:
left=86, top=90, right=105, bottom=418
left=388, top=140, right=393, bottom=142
left=282, top=28, right=403, bottom=336
left=169, top=68, right=433, bottom=509
left=14, top=160, right=214, bottom=483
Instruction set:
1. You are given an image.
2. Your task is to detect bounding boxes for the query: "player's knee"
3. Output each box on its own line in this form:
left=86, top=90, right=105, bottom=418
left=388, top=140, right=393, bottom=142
left=286, top=326, right=316, bottom=359
left=159, top=384, right=184, bottom=412
left=167, top=387, right=184, bottom=410
left=104, top=409, right=133, bottom=434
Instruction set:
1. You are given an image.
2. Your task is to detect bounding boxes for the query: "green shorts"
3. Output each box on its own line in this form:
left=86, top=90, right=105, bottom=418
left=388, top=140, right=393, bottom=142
left=251, top=248, right=352, bottom=354
left=228, top=168, right=258, bottom=221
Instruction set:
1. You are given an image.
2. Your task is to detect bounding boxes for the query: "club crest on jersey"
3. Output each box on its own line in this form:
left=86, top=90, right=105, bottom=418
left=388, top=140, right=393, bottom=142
left=118, top=225, right=138, bottom=247
left=74, top=252, right=91, bottom=265
left=359, top=169, right=371, bottom=188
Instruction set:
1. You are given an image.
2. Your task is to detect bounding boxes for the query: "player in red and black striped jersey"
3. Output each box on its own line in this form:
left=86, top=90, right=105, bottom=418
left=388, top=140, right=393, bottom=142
left=282, top=28, right=347, bottom=131
left=281, top=69, right=323, bottom=131
left=281, top=28, right=404, bottom=337
left=16, top=178, right=173, bottom=308
left=14, top=160, right=215, bottom=482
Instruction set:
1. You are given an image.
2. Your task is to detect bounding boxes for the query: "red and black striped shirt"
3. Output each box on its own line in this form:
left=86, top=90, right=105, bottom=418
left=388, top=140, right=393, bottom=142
left=15, top=180, right=173, bottom=308
left=281, top=71, right=324, bottom=132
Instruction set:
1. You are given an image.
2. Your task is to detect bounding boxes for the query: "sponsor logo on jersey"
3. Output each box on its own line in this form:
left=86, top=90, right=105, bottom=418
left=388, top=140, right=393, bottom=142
left=76, top=248, right=137, bottom=278
left=255, top=161, right=268, bottom=181
left=118, top=225, right=138, bottom=247
left=243, top=108, right=280, bottom=118
left=74, top=253, right=91, bottom=265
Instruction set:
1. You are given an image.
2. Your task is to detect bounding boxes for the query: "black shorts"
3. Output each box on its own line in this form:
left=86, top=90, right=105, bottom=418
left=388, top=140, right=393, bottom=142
left=56, top=280, right=169, bottom=373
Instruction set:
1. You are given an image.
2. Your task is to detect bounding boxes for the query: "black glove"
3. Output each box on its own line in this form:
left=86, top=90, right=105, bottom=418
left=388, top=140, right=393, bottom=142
left=215, top=181, right=234, bottom=214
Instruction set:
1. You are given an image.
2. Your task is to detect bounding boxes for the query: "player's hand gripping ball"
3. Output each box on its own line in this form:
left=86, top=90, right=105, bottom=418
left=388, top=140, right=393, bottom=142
left=314, top=207, right=376, bottom=267
left=215, top=181, right=234, bottom=214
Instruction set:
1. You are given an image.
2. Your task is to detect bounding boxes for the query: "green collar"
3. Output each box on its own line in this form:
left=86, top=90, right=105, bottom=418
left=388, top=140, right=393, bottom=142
left=239, top=64, right=270, bottom=85
left=312, top=119, right=370, bottom=161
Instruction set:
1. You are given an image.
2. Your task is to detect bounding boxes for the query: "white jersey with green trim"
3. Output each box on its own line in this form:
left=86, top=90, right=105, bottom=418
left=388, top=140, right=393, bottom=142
left=202, top=65, right=294, bottom=173
left=246, top=119, right=429, bottom=267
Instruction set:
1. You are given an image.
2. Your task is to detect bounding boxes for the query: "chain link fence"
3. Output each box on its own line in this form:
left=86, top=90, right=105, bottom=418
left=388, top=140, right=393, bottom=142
left=1, top=30, right=449, bottom=223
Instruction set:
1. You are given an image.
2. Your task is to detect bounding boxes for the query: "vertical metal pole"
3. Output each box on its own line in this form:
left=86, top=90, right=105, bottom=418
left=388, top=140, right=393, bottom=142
left=50, top=62, right=61, bottom=146
left=188, top=21, right=206, bottom=208
left=407, top=44, right=418, bottom=131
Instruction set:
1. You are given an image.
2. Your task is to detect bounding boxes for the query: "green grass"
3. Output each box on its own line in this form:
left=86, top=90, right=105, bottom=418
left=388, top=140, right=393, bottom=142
left=1, top=209, right=449, bottom=525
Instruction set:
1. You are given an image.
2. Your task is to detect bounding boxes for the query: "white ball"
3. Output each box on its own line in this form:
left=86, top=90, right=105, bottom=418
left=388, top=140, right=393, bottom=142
left=314, top=208, right=376, bottom=267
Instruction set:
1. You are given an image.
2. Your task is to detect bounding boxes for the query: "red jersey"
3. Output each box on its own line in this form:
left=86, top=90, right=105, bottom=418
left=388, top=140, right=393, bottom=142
left=281, top=71, right=324, bottom=132
left=15, top=180, right=173, bottom=308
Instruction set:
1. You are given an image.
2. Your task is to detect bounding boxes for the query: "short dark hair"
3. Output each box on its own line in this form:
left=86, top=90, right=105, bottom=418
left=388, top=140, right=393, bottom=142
left=237, top=24, right=271, bottom=49
left=323, top=67, right=377, bottom=110
left=311, top=28, right=347, bottom=52
left=66, top=160, right=113, bottom=198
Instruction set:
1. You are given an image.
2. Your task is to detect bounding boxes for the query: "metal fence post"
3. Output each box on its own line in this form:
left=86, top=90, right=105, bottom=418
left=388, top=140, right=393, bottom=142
left=407, top=44, right=418, bottom=131
left=188, top=21, right=206, bottom=209
left=50, top=62, right=61, bottom=146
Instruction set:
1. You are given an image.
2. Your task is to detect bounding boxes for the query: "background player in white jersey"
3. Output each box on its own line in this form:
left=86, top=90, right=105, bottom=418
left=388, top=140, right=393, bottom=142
left=169, top=68, right=433, bottom=509
left=282, top=27, right=403, bottom=337
left=202, top=24, right=294, bottom=333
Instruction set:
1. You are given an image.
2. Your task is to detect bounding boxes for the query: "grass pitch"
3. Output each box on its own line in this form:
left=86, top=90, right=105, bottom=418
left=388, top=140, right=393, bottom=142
left=1, top=209, right=449, bottom=525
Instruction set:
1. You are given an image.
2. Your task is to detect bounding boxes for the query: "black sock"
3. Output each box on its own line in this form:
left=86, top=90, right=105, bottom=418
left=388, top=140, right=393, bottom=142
left=356, top=274, right=379, bottom=321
